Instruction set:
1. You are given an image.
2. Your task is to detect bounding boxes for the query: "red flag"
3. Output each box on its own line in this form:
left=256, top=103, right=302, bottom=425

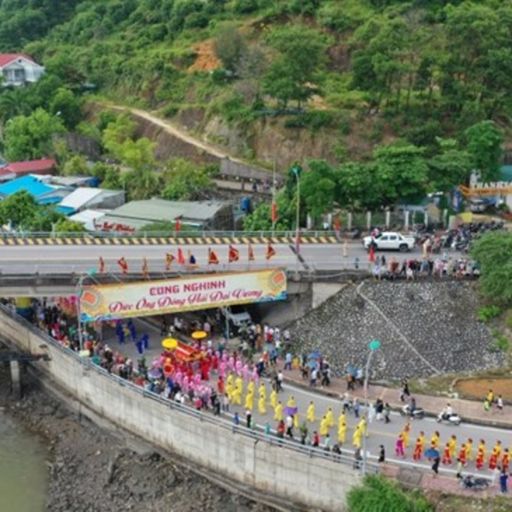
left=208, top=248, right=219, bottom=265
left=271, top=202, right=278, bottom=224
left=248, top=243, right=255, bottom=262
left=266, top=243, right=276, bottom=260
left=98, top=256, right=105, bottom=273
left=334, top=215, right=341, bottom=233
left=368, top=243, right=376, bottom=263
left=177, top=248, right=185, bottom=265
left=228, top=245, right=239, bottom=263
left=117, top=257, right=128, bottom=274
left=142, top=257, right=149, bottom=278
left=175, top=217, right=182, bottom=233
left=165, top=252, right=174, bottom=271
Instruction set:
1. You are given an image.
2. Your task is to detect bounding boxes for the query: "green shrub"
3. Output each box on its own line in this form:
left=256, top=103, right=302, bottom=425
left=477, top=305, right=502, bottom=323
left=347, top=475, right=433, bottom=512
left=493, top=335, right=510, bottom=352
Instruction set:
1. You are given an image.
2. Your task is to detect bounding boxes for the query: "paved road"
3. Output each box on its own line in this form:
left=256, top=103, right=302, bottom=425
left=0, top=243, right=457, bottom=275
left=103, top=319, right=508, bottom=480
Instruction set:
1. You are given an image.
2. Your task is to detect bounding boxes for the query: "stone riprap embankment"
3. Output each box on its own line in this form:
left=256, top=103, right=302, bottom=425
left=289, top=281, right=504, bottom=380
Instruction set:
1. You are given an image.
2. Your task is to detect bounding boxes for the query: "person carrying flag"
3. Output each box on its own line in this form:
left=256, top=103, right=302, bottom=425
left=228, top=245, right=239, bottom=263
left=248, top=243, right=255, bottom=262
left=117, top=257, right=128, bottom=274
left=266, top=242, right=276, bottom=260
left=165, top=252, right=174, bottom=271
left=188, top=251, right=197, bottom=265
left=177, top=248, right=185, bottom=265
left=142, top=257, right=149, bottom=278
left=208, top=248, right=219, bottom=265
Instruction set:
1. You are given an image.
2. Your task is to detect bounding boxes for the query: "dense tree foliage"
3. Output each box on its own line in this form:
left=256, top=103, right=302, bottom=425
left=471, top=232, right=512, bottom=306
left=0, top=191, right=64, bottom=231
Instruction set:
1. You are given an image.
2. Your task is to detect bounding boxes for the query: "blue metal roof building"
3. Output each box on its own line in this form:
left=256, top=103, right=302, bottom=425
left=0, top=175, right=67, bottom=204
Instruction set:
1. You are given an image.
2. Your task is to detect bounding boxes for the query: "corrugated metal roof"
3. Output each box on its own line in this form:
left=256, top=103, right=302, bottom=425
left=59, top=187, right=103, bottom=209
left=69, top=209, right=105, bottom=231
left=111, top=198, right=229, bottom=223
left=0, top=175, right=54, bottom=197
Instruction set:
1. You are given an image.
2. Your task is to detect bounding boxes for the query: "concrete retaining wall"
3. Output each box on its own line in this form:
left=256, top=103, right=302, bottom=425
left=0, top=309, right=360, bottom=511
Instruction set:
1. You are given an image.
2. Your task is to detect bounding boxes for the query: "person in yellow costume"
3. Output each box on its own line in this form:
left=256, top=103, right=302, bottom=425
left=306, top=401, right=315, bottom=423
left=402, top=421, right=411, bottom=447
left=258, top=394, right=266, bottom=415
left=325, top=407, right=335, bottom=428
left=357, top=417, right=368, bottom=438
left=247, top=380, right=255, bottom=395
left=478, top=439, right=486, bottom=457
left=448, top=434, right=457, bottom=458
left=226, top=373, right=234, bottom=389
left=270, top=388, right=278, bottom=411
left=465, top=438, right=473, bottom=461
left=338, top=411, right=346, bottom=430
left=493, top=440, right=502, bottom=458
left=258, top=383, right=266, bottom=400
left=232, top=386, right=242, bottom=405
left=417, top=431, right=425, bottom=451
left=319, top=415, right=329, bottom=437
left=338, top=420, right=347, bottom=445
left=293, top=413, right=300, bottom=429
left=225, top=380, right=234, bottom=401
left=235, top=376, right=243, bottom=396
left=244, top=391, right=254, bottom=411
left=352, top=425, right=362, bottom=449
left=430, top=431, right=440, bottom=449
left=287, top=395, right=297, bottom=409
left=274, top=401, right=284, bottom=421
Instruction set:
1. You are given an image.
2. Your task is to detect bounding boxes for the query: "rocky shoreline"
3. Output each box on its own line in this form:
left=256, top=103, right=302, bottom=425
left=0, top=365, right=274, bottom=512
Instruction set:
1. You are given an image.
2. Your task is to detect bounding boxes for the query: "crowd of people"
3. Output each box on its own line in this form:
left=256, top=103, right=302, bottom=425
left=7, top=296, right=512, bottom=492
left=370, top=255, right=480, bottom=281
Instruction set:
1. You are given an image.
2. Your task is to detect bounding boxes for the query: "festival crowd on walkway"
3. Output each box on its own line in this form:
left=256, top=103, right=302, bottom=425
left=5, top=297, right=512, bottom=493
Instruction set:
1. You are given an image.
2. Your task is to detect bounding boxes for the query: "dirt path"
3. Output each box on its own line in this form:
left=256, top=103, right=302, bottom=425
left=100, top=102, right=247, bottom=164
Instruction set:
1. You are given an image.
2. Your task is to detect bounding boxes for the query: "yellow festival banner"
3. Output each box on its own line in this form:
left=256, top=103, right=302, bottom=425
left=80, top=269, right=287, bottom=322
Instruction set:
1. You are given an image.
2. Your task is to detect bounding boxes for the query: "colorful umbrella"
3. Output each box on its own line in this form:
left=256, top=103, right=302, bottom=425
left=424, top=448, right=440, bottom=459
left=191, top=331, right=207, bottom=340
left=162, top=338, right=178, bottom=350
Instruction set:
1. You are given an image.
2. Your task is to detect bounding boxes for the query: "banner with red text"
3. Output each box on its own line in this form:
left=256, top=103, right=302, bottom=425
left=79, top=269, right=287, bottom=322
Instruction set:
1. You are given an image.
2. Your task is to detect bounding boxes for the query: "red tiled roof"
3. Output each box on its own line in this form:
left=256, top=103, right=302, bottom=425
left=0, top=54, right=36, bottom=68
left=4, top=158, right=56, bottom=175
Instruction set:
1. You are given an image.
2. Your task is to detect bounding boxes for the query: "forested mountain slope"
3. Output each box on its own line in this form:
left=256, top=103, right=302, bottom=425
left=2, top=0, right=512, bottom=167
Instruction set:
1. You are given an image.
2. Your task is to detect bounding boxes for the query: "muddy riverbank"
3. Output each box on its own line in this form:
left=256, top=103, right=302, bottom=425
left=0, top=365, right=274, bottom=512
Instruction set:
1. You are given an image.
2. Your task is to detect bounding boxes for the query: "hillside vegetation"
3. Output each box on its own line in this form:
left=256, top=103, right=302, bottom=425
left=2, top=0, right=510, bottom=158
left=1, top=0, right=512, bottom=229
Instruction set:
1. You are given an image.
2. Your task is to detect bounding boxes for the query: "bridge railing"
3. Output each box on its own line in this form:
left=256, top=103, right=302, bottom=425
left=0, top=304, right=377, bottom=473
left=0, top=230, right=339, bottom=240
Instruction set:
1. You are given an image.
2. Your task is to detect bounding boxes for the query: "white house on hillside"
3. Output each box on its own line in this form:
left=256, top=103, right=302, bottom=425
left=0, top=54, right=44, bottom=86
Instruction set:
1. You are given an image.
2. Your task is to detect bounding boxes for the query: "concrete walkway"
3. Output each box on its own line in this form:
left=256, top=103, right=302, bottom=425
left=280, top=367, right=512, bottom=430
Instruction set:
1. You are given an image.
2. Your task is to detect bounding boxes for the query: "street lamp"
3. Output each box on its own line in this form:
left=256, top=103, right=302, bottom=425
left=362, top=339, right=381, bottom=476
left=76, top=268, right=97, bottom=352
left=291, top=165, right=302, bottom=253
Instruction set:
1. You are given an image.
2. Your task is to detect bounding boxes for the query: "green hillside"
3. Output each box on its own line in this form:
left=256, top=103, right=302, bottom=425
left=3, top=1, right=511, bottom=152
left=0, top=0, right=511, bottom=228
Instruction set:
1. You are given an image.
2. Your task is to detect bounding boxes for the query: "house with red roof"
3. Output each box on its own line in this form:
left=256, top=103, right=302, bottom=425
left=0, top=54, right=45, bottom=86
left=0, top=158, right=56, bottom=182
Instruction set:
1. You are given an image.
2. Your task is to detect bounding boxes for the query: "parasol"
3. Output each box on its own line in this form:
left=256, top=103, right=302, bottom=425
left=148, top=368, right=162, bottom=380
left=424, top=448, right=440, bottom=459
left=162, top=338, right=179, bottom=350
left=191, top=331, right=207, bottom=340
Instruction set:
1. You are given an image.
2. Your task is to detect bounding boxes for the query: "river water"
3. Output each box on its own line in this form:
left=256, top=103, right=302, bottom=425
left=0, top=410, right=48, bottom=512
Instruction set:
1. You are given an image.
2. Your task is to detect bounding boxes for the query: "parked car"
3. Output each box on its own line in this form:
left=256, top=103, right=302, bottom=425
left=220, top=306, right=252, bottom=333
left=363, top=231, right=416, bottom=252
left=468, top=198, right=489, bottom=213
